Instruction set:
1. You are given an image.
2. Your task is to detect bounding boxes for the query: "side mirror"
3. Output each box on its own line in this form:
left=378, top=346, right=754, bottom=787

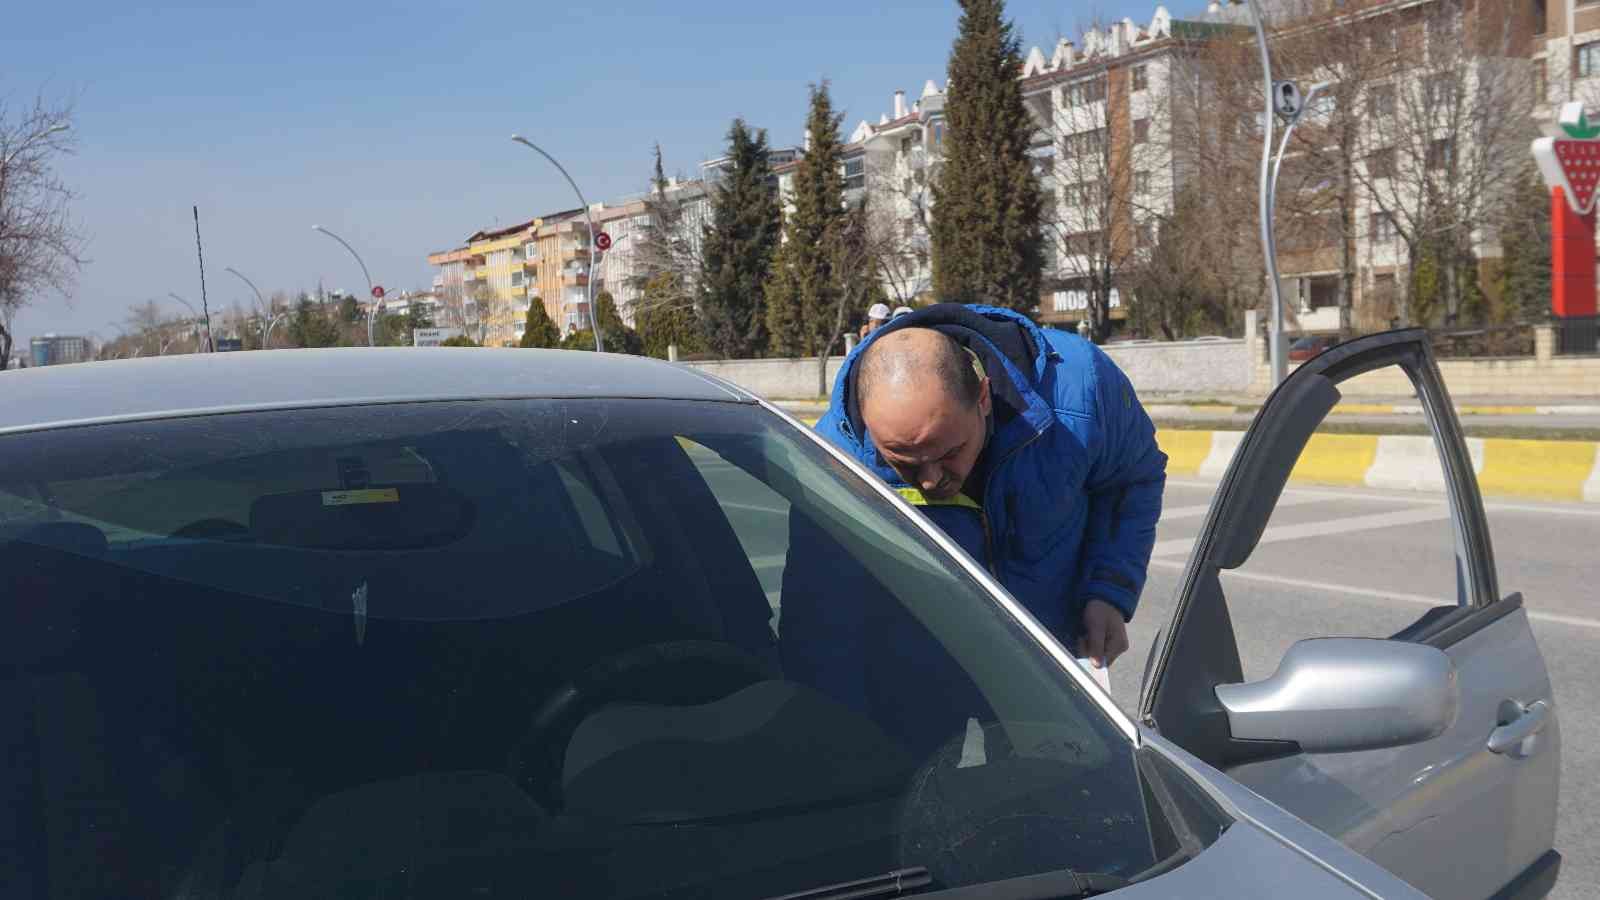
left=1215, top=638, right=1458, bottom=754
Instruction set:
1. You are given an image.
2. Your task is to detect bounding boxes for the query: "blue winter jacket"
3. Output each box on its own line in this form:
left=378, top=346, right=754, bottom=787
left=779, top=304, right=1166, bottom=752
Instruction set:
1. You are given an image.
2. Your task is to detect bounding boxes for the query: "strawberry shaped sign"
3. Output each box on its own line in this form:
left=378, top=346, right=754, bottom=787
left=1534, top=101, right=1600, bottom=215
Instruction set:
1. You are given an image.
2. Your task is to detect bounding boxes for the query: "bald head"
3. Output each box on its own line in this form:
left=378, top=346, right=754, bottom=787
left=857, top=328, right=982, bottom=412
left=855, top=327, right=992, bottom=500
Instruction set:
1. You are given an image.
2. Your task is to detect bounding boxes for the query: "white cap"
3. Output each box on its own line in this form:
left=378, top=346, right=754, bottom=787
left=892, top=305, right=914, bottom=318
left=867, top=302, right=892, bottom=321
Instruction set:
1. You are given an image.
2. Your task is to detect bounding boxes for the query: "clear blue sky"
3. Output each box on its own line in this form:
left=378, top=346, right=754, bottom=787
left=8, top=0, right=1206, bottom=341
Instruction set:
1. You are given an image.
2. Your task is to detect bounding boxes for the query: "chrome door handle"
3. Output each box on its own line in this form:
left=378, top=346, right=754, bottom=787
left=1488, top=700, right=1550, bottom=757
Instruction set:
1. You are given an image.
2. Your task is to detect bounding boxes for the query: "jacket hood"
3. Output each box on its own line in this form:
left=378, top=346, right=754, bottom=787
left=833, top=304, right=1058, bottom=460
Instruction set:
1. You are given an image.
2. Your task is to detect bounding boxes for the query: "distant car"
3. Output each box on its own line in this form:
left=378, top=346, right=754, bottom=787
left=0, top=336, right=1559, bottom=898
left=1288, top=334, right=1339, bottom=361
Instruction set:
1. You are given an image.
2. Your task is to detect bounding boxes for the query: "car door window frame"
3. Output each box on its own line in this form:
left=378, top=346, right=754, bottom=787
left=1139, top=330, right=1506, bottom=766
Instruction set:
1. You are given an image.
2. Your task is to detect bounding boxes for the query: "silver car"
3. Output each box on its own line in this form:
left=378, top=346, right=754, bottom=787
left=0, top=330, right=1558, bottom=899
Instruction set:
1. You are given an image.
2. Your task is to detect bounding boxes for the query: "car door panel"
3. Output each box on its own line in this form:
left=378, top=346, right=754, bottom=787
left=1140, top=330, right=1561, bottom=898
left=1227, top=603, right=1560, bottom=899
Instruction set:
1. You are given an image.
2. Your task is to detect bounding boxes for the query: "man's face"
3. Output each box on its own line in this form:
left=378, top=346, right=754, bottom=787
left=865, top=318, right=886, bottom=333
left=862, top=379, right=991, bottom=500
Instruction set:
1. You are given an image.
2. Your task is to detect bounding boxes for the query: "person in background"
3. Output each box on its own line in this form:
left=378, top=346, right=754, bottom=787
left=858, top=303, right=892, bottom=341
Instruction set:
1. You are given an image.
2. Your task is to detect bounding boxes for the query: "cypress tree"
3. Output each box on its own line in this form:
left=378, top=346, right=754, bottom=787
left=519, top=297, right=561, bottom=348
left=766, top=82, right=849, bottom=357
left=561, top=291, right=642, bottom=354
left=700, top=119, right=782, bottom=358
left=931, top=0, right=1044, bottom=311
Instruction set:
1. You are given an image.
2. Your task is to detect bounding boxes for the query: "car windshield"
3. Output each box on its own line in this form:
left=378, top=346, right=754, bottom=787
left=0, top=398, right=1206, bottom=899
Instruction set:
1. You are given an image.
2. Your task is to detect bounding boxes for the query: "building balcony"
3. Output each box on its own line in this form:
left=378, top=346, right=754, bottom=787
left=562, top=273, right=589, bottom=287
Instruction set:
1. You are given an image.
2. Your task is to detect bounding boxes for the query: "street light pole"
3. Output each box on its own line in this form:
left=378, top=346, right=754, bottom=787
left=1260, top=80, right=1337, bottom=360
left=1247, top=0, right=1289, bottom=389
left=168, top=293, right=210, bottom=353
left=510, top=135, right=604, bottom=352
left=264, top=313, right=285, bottom=348
left=311, top=225, right=379, bottom=346
left=224, top=266, right=273, bottom=349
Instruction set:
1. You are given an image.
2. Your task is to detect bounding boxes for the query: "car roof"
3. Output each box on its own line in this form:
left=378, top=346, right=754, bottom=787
left=0, top=348, right=749, bottom=435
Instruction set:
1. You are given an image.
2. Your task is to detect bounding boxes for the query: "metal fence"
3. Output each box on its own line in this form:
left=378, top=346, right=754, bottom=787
left=1427, top=323, right=1537, bottom=359
left=1555, top=316, right=1599, bottom=356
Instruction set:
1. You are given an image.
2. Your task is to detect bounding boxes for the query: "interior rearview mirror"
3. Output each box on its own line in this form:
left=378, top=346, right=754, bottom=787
left=1214, top=638, right=1458, bottom=755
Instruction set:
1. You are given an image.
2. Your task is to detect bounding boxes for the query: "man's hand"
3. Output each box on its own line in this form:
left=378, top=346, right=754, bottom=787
left=1077, top=598, right=1129, bottom=669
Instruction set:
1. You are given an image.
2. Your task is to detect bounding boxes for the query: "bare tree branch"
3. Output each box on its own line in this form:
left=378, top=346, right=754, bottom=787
left=0, top=92, right=85, bottom=370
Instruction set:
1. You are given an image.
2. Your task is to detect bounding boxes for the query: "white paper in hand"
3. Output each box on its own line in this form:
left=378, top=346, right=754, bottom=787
left=1075, top=656, right=1111, bottom=693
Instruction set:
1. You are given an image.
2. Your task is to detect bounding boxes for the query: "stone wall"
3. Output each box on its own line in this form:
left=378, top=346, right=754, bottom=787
left=685, top=317, right=1600, bottom=402
left=686, top=356, right=846, bottom=400
left=686, top=334, right=1252, bottom=400
left=1245, top=318, right=1600, bottom=398
left=1100, top=339, right=1251, bottom=395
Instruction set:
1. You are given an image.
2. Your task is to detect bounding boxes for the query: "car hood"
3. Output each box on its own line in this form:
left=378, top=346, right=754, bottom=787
left=1126, top=732, right=1430, bottom=899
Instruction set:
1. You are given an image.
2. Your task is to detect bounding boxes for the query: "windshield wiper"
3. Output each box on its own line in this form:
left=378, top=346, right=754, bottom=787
left=762, top=867, right=932, bottom=900
left=915, top=868, right=1130, bottom=899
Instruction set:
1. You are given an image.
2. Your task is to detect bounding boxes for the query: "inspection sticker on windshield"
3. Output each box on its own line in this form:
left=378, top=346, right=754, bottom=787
left=322, top=488, right=399, bottom=507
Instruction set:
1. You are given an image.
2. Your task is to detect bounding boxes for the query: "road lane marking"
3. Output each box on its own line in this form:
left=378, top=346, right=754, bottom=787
left=1150, top=505, right=1450, bottom=558
left=1147, top=559, right=1600, bottom=631
left=1158, top=493, right=1329, bottom=523
left=1166, top=477, right=1600, bottom=518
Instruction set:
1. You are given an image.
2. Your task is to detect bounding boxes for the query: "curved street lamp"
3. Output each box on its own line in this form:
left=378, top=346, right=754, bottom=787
left=510, top=136, right=604, bottom=352
left=225, top=266, right=281, bottom=349
left=1245, top=0, right=1288, bottom=388
left=311, top=225, right=380, bottom=346
left=168, top=292, right=212, bottom=352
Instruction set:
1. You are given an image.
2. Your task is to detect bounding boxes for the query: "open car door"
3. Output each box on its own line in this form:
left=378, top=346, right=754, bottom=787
left=1139, top=330, right=1561, bottom=899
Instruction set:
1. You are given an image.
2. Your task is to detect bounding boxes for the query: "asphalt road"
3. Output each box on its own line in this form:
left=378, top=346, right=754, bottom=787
left=689, top=442, right=1597, bottom=897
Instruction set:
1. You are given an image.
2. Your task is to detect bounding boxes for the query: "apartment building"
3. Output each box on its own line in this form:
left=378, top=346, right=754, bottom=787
left=1534, top=0, right=1600, bottom=121
left=532, top=212, right=594, bottom=337
left=459, top=220, right=540, bottom=347
left=592, top=199, right=651, bottom=325
left=1205, top=0, right=1543, bottom=334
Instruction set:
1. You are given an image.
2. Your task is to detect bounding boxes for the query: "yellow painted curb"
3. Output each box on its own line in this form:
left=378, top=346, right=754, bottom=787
left=1478, top=439, right=1598, bottom=501
left=1328, top=403, right=1396, bottom=415
left=1290, top=433, right=1380, bottom=486
left=1459, top=405, right=1539, bottom=416
left=1156, top=430, right=1215, bottom=476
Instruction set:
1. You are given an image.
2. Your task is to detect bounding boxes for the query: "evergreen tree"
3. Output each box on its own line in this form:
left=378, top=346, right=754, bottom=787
left=439, top=335, right=480, bottom=347
left=519, top=297, right=561, bottom=348
left=636, top=273, right=704, bottom=359
left=1495, top=164, right=1552, bottom=324
left=561, top=292, right=643, bottom=354
left=930, top=0, right=1044, bottom=311
left=766, top=82, right=849, bottom=357
left=288, top=297, right=340, bottom=348
left=700, top=119, right=782, bottom=358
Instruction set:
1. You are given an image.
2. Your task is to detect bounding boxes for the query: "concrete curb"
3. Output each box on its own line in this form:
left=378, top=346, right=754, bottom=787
left=1159, top=429, right=1600, bottom=503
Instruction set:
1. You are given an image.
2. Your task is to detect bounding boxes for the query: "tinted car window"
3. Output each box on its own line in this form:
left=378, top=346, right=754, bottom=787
left=0, top=399, right=1187, bottom=898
